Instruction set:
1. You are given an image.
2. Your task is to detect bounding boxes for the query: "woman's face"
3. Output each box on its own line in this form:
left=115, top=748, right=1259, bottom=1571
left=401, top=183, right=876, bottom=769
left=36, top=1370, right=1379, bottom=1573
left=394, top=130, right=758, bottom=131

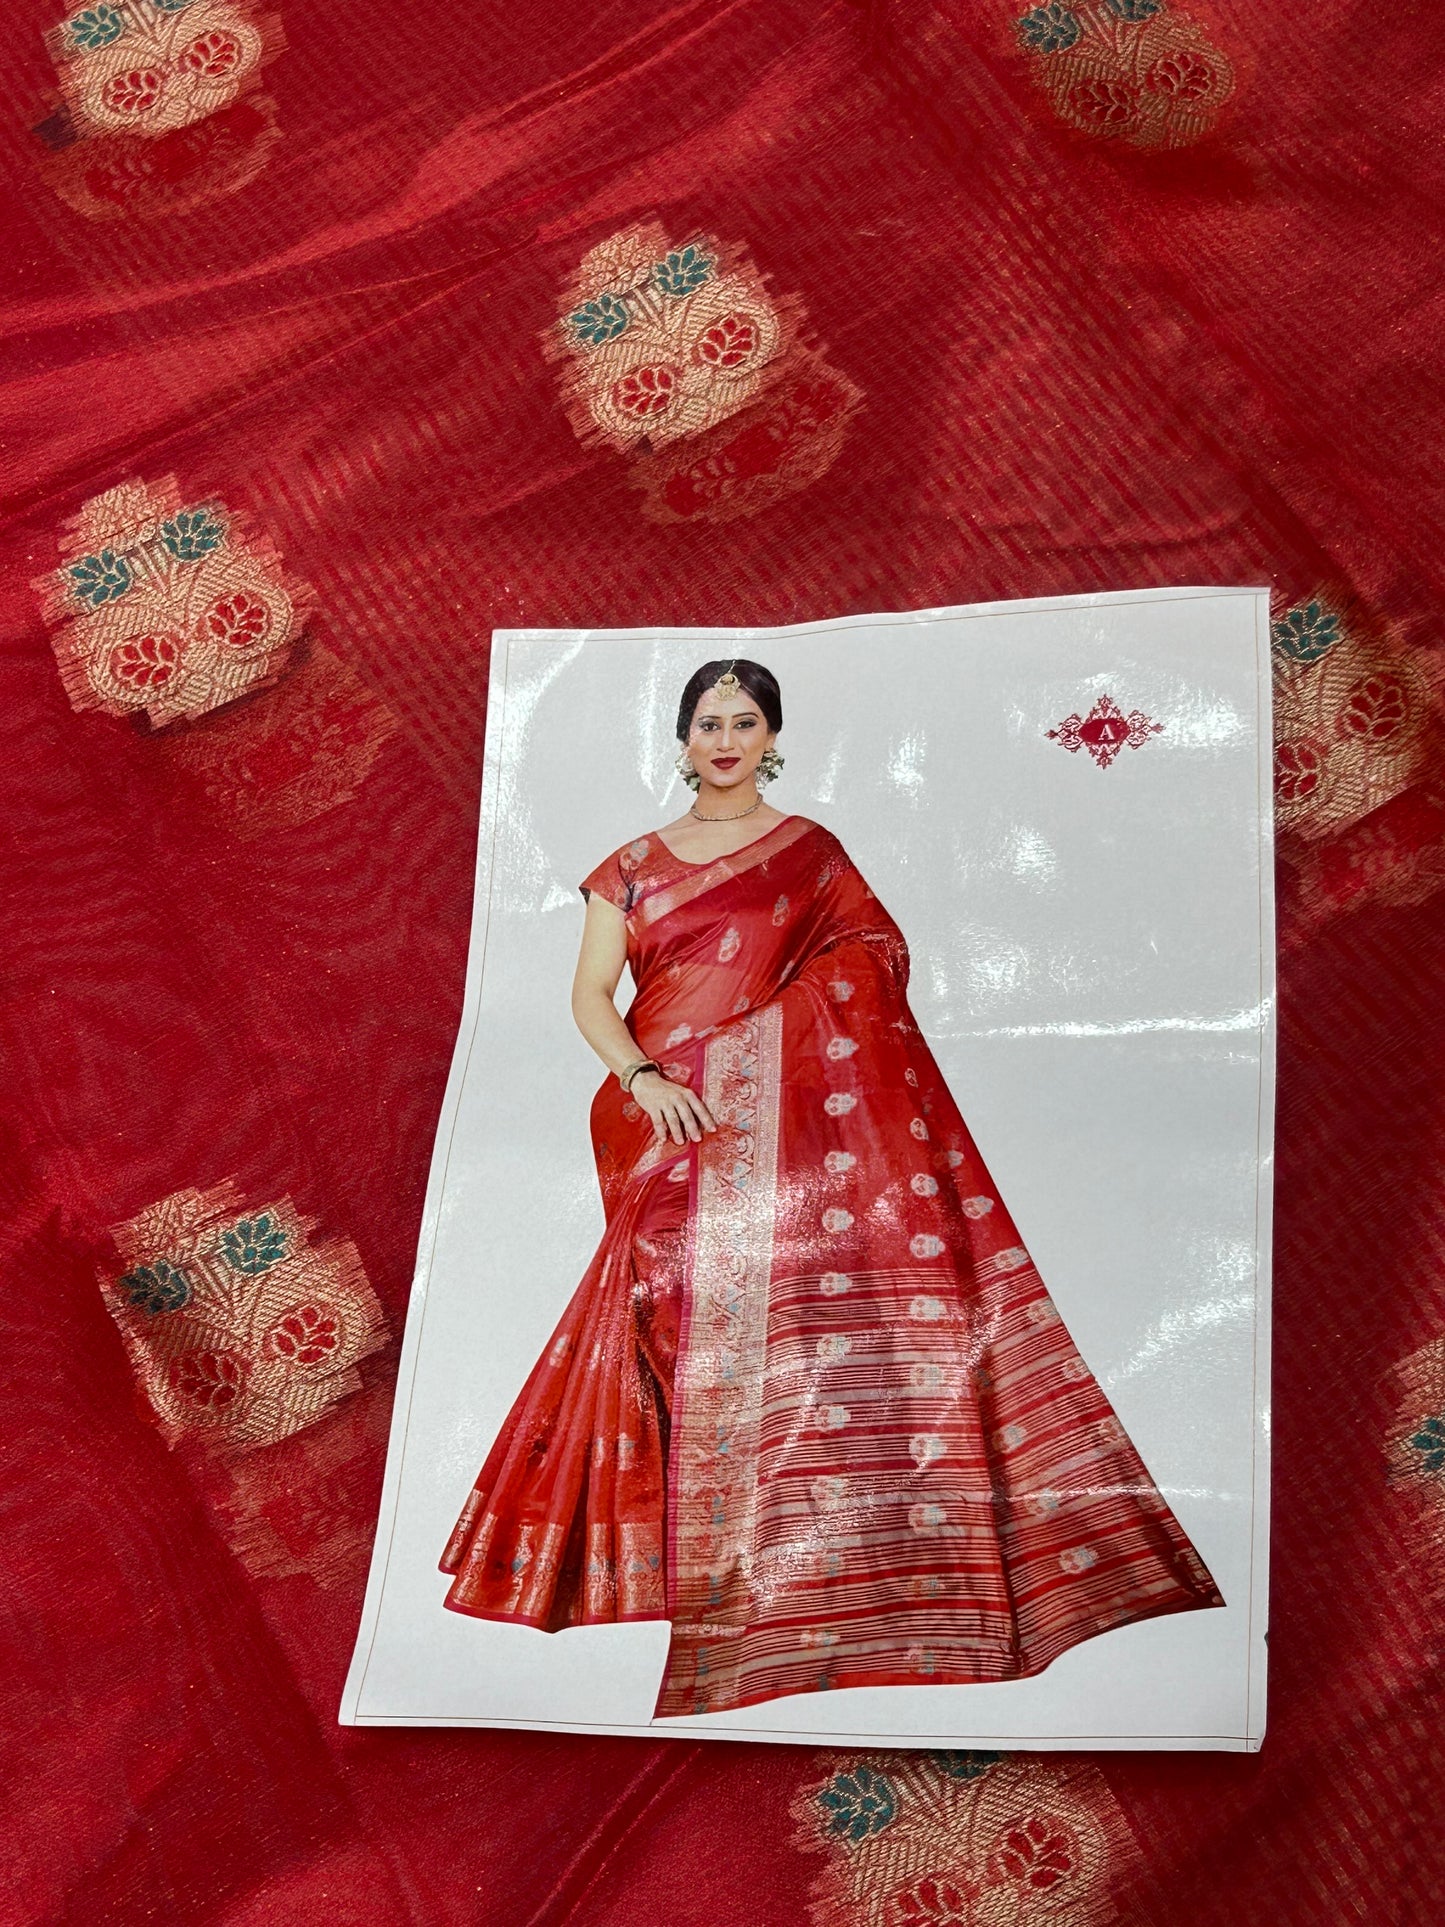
left=686, top=686, right=775, bottom=791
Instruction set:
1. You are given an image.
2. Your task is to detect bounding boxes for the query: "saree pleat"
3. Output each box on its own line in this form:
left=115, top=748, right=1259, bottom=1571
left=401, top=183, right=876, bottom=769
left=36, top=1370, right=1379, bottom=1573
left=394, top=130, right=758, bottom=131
left=440, top=1163, right=676, bottom=1626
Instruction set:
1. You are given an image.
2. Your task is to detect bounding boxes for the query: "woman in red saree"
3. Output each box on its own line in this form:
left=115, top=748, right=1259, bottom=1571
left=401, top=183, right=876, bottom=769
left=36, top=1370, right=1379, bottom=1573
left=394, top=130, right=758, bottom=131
left=441, top=660, right=1223, bottom=1718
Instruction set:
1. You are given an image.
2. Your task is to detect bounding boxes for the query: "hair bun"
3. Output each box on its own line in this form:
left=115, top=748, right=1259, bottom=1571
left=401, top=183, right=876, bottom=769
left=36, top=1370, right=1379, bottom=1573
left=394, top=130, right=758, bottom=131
left=676, top=659, right=783, bottom=742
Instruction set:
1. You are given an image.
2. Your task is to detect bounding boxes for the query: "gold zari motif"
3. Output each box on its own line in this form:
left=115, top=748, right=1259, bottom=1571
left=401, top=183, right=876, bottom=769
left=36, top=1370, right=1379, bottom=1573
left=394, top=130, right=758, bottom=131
left=100, top=1180, right=386, bottom=1453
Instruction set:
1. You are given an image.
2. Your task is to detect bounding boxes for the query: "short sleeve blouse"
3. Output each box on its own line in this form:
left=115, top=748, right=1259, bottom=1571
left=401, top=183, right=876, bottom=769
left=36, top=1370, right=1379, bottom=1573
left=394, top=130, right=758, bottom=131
left=578, top=836, right=656, bottom=917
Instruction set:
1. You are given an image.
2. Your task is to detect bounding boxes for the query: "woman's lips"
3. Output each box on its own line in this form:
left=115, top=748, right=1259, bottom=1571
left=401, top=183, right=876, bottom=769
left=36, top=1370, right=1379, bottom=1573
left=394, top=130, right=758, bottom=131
left=712, top=757, right=742, bottom=771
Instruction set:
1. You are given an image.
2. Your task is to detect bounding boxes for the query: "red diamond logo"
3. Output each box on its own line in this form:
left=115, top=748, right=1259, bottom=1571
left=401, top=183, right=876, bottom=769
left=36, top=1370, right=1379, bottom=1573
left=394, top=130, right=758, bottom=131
left=1048, top=694, right=1163, bottom=769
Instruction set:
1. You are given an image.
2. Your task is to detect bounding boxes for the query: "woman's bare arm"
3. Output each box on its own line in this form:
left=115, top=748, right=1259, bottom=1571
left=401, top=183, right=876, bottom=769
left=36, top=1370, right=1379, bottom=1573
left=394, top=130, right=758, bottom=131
left=570, top=895, right=645, bottom=1076
left=571, top=895, right=715, bottom=1144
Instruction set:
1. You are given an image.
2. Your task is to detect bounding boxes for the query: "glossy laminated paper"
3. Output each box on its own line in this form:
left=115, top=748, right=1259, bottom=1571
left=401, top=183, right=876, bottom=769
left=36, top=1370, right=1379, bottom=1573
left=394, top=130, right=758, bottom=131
left=342, top=587, right=1273, bottom=1750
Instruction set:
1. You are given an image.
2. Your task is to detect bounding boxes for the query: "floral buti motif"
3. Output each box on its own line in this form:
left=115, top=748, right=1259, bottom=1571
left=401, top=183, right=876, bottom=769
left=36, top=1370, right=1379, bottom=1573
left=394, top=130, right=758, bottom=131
left=1268, top=595, right=1445, bottom=939
left=1014, top=0, right=1234, bottom=149
left=160, top=641, right=397, bottom=838
left=36, top=475, right=310, bottom=726
left=795, top=1752, right=1133, bottom=1927
left=1387, top=1336, right=1445, bottom=1492
left=551, top=220, right=864, bottom=521
left=554, top=224, right=789, bottom=452
left=1386, top=1332, right=1445, bottom=1579
left=1271, top=599, right=1437, bottom=842
left=100, top=1180, right=386, bottom=1453
left=636, top=349, right=863, bottom=526
left=40, top=94, right=282, bottom=225
left=45, top=0, right=280, bottom=142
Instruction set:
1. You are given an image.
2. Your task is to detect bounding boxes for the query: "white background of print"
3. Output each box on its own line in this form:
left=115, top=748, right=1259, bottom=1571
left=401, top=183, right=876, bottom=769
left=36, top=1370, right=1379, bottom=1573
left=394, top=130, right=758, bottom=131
left=342, top=587, right=1273, bottom=1750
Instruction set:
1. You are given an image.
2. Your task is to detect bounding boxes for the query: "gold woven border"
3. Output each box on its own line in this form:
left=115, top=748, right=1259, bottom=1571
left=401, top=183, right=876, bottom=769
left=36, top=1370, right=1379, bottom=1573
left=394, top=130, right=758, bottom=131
left=658, top=1002, right=783, bottom=1715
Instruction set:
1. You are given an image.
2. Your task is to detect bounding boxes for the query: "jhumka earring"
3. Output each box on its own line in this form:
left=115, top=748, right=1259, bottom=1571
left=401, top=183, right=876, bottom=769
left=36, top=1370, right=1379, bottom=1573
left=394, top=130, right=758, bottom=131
left=675, top=749, right=701, bottom=792
left=757, top=746, right=785, bottom=785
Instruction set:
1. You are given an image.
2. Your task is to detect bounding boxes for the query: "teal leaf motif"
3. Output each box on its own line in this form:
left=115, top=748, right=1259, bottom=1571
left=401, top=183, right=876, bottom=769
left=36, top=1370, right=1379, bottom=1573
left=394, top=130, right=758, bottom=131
left=653, top=245, right=714, bottom=298
left=121, top=1257, right=193, bottom=1316
left=929, top=1750, right=1004, bottom=1781
left=1409, top=1415, right=1445, bottom=1474
left=160, top=507, right=225, bottom=562
left=219, top=1213, right=289, bottom=1276
left=568, top=294, right=629, bottom=347
left=1271, top=600, right=1341, bottom=664
left=69, top=547, right=132, bottom=608
left=817, top=1766, right=897, bottom=1843
left=1103, top=0, right=1162, bottom=19
left=67, top=4, right=125, bottom=48
left=1017, top=3, right=1082, bottom=52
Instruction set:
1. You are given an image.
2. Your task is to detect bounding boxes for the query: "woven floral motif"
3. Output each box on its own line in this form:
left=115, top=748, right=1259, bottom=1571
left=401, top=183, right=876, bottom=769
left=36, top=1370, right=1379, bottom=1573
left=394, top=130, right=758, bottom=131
left=1387, top=1338, right=1445, bottom=1488
left=45, top=0, right=282, bottom=142
left=634, top=350, right=864, bottom=525
left=551, top=222, right=797, bottom=453
left=162, top=642, right=397, bottom=836
left=35, top=475, right=310, bottom=726
left=100, top=1181, right=387, bottom=1453
left=40, top=93, right=280, bottom=222
left=795, top=1752, right=1134, bottom=1927
left=1014, top=0, right=1234, bottom=149
left=1271, top=599, right=1438, bottom=844
left=208, top=1384, right=391, bottom=1588
left=1385, top=1333, right=1445, bottom=1591
left=551, top=220, right=861, bottom=520
left=1275, top=781, right=1445, bottom=952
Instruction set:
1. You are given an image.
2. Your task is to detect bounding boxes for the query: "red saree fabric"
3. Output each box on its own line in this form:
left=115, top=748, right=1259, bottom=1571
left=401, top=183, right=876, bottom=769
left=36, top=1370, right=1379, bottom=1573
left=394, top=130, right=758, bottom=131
left=7, top=0, right=1445, bottom=1918
left=442, top=818, right=1221, bottom=1713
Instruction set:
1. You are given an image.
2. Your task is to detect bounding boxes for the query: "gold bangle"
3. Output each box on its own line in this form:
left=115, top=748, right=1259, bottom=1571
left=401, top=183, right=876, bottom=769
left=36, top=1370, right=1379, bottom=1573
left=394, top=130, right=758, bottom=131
left=619, top=1058, right=660, bottom=1094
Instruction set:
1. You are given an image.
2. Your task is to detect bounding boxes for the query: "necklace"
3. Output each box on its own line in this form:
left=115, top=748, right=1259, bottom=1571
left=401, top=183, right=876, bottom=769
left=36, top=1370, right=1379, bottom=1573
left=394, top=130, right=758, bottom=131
left=690, top=794, right=763, bottom=823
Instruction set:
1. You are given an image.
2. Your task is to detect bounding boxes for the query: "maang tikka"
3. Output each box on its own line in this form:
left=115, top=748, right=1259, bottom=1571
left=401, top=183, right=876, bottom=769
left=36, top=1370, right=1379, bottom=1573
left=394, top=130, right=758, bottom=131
left=715, top=666, right=784, bottom=782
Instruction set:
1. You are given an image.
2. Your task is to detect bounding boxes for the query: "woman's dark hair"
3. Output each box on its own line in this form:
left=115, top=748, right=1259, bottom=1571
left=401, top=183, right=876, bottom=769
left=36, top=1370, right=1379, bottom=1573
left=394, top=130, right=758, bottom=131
left=675, top=659, right=783, bottom=742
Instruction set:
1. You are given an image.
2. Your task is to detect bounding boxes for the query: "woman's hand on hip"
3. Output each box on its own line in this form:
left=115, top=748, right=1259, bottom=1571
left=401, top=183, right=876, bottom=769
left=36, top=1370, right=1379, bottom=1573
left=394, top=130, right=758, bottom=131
left=631, top=1071, right=717, bottom=1144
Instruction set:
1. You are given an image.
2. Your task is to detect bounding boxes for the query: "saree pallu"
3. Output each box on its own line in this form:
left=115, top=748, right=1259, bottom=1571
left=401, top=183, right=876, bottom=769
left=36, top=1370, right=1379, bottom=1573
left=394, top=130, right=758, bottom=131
left=441, top=816, right=1222, bottom=1716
